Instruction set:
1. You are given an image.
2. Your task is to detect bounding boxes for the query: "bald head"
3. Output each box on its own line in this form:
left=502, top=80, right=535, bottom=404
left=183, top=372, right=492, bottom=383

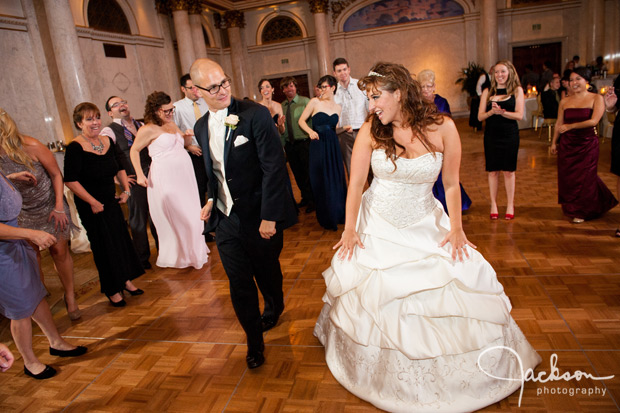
left=190, top=58, right=232, bottom=111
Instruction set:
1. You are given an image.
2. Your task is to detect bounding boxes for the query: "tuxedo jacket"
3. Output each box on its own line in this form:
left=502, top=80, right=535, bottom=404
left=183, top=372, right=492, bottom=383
left=194, top=98, right=297, bottom=233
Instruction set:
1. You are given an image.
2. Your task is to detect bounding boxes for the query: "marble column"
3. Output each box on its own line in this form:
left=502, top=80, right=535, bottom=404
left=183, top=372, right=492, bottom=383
left=189, top=0, right=208, bottom=59
left=41, top=0, right=92, bottom=118
left=156, top=1, right=181, bottom=98
left=309, top=0, right=331, bottom=76
left=480, top=0, right=498, bottom=69
left=170, top=0, right=196, bottom=73
left=224, top=11, right=251, bottom=99
left=587, top=0, right=605, bottom=64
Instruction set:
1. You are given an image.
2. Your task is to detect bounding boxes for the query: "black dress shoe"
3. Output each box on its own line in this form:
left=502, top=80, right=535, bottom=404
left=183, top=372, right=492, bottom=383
left=297, top=199, right=309, bottom=208
left=50, top=345, right=87, bottom=357
left=123, top=287, right=144, bottom=296
left=205, top=233, right=215, bottom=242
left=246, top=350, right=265, bottom=369
left=261, top=315, right=279, bottom=332
left=305, top=203, right=316, bottom=213
left=106, top=295, right=126, bottom=307
left=142, top=261, right=152, bottom=270
left=24, top=365, right=56, bottom=380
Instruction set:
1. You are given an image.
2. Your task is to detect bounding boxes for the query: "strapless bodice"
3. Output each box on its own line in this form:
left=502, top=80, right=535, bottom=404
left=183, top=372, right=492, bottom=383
left=364, top=149, right=443, bottom=228
left=563, top=108, right=593, bottom=124
left=148, top=132, right=185, bottom=158
left=312, top=112, right=338, bottom=133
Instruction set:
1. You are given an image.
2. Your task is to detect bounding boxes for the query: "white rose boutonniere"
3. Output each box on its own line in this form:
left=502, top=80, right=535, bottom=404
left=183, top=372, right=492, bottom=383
left=225, top=114, right=239, bottom=130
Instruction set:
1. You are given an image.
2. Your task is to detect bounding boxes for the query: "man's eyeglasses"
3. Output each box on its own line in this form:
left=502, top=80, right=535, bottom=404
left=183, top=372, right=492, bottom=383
left=161, top=107, right=175, bottom=116
left=195, top=78, right=232, bottom=95
left=110, top=100, right=127, bottom=109
left=183, top=84, right=197, bottom=90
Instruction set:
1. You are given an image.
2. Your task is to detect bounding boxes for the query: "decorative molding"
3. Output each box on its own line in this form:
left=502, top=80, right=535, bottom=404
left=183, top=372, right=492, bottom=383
left=155, top=0, right=172, bottom=15
left=76, top=27, right=164, bottom=47
left=188, top=0, right=203, bottom=15
left=255, top=11, right=308, bottom=45
left=308, top=0, right=330, bottom=14
left=169, top=0, right=189, bottom=11
left=331, top=0, right=359, bottom=24
left=223, top=10, right=244, bottom=28
left=0, top=16, right=28, bottom=32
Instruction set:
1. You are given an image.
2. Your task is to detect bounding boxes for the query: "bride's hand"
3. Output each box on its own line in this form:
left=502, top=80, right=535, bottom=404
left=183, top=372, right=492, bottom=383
left=333, top=228, right=364, bottom=261
left=438, top=228, right=476, bottom=262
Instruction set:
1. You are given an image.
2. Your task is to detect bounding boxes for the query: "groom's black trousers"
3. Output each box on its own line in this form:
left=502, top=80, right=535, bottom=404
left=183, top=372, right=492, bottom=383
left=215, top=209, right=285, bottom=352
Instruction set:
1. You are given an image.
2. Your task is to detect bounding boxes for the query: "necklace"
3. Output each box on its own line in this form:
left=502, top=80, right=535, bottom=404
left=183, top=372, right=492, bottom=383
left=82, top=135, right=105, bottom=154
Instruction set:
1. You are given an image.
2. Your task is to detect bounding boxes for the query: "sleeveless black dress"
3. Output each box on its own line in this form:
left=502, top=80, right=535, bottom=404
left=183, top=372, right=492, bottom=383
left=483, top=89, right=520, bottom=172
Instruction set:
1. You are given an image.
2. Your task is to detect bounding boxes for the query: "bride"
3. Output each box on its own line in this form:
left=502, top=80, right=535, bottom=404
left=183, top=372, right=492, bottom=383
left=313, top=62, right=541, bottom=412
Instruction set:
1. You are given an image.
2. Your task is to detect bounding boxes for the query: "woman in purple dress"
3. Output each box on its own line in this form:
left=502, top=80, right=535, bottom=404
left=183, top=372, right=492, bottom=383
left=550, top=67, right=618, bottom=222
left=419, top=70, right=472, bottom=214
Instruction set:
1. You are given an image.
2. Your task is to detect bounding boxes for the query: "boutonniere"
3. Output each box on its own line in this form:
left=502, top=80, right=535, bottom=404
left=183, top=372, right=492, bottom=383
left=225, top=114, right=239, bottom=130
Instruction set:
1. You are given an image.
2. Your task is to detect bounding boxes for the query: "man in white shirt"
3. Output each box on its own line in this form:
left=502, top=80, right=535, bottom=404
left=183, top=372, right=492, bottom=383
left=333, top=57, right=368, bottom=178
left=173, top=74, right=212, bottom=241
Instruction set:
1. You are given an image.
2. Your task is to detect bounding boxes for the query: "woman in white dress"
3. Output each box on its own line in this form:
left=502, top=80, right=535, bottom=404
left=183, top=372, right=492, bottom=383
left=314, top=62, right=541, bottom=412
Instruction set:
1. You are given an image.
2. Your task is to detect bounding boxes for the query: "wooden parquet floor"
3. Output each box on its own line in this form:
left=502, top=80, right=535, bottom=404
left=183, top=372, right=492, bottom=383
left=1, top=118, right=619, bottom=412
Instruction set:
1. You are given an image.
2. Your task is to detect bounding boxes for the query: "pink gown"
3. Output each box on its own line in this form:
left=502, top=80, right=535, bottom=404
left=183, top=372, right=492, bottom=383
left=148, top=132, right=209, bottom=269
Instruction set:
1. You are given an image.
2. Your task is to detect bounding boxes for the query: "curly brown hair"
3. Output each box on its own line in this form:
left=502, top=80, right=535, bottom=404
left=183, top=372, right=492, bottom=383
left=144, top=91, right=172, bottom=126
left=357, top=62, right=443, bottom=167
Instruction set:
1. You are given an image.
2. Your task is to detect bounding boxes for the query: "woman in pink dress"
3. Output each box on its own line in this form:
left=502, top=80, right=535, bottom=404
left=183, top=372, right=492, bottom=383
left=130, top=92, right=208, bottom=269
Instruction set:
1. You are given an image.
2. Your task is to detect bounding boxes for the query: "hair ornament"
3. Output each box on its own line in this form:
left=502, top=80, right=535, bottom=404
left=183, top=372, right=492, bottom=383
left=368, top=71, right=385, bottom=78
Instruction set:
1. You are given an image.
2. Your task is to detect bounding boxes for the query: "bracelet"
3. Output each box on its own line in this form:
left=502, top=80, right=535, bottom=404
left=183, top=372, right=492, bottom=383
left=123, top=190, right=131, bottom=197
left=53, top=209, right=64, bottom=214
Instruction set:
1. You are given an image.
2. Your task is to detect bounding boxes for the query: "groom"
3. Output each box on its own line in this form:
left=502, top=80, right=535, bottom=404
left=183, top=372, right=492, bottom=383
left=190, top=59, right=297, bottom=369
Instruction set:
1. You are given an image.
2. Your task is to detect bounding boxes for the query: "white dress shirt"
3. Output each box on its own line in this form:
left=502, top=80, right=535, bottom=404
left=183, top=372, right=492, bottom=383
left=334, top=77, right=368, bottom=130
left=174, top=97, right=208, bottom=146
left=208, top=108, right=233, bottom=216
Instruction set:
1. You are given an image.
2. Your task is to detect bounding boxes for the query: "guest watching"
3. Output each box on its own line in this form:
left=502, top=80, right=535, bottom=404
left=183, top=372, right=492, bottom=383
left=64, top=102, right=145, bottom=307
left=257, top=79, right=285, bottom=134
left=418, top=70, right=472, bottom=214
left=280, top=76, right=315, bottom=212
left=539, top=61, right=554, bottom=90
left=131, top=92, right=209, bottom=269
left=521, top=64, right=539, bottom=90
left=478, top=60, right=524, bottom=220
left=1, top=169, right=86, bottom=380
left=332, top=57, right=366, bottom=178
left=99, top=97, right=157, bottom=269
left=604, top=75, right=620, bottom=237
left=550, top=68, right=618, bottom=223
left=541, top=74, right=561, bottom=119
left=298, top=75, right=347, bottom=231
left=0, top=109, right=81, bottom=320
left=173, top=74, right=215, bottom=242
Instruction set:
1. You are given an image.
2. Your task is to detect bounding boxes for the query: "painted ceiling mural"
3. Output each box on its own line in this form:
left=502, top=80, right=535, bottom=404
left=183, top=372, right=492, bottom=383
left=343, top=0, right=465, bottom=32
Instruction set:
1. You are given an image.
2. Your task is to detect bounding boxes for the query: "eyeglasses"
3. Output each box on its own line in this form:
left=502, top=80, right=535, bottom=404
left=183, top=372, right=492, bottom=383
left=195, top=78, right=232, bottom=95
left=319, top=85, right=331, bottom=90
left=110, top=100, right=127, bottom=109
left=183, top=85, right=197, bottom=90
left=161, top=107, right=175, bottom=115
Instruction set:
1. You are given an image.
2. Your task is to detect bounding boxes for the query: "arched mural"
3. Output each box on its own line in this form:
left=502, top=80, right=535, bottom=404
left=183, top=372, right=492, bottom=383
left=343, top=0, right=465, bottom=32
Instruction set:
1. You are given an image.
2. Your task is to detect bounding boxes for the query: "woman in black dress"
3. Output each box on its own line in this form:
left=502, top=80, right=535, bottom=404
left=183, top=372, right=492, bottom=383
left=64, top=102, right=144, bottom=307
left=478, top=60, right=524, bottom=220
left=604, top=75, right=620, bottom=236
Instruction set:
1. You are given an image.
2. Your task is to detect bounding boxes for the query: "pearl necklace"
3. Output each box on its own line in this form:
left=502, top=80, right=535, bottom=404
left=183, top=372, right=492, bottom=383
left=82, top=134, right=104, bottom=154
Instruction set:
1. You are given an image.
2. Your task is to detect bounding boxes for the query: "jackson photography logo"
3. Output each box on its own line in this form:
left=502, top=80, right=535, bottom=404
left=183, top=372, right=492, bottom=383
left=478, top=346, right=614, bottom=407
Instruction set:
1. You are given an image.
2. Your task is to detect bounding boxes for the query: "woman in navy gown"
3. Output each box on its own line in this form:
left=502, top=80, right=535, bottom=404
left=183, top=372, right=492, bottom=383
left=298, top=75, right=348, bottom=231
left=550, top=67, right=617, bottom=222
left=418, top=69, right=472, bottom=214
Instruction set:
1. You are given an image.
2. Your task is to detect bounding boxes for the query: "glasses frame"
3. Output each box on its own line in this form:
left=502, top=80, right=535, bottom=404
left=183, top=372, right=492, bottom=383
left=110, top=100, right=127, bottom=109
left=195, top=77, right=232, bottom=95
left=160, top=107, right=175, bottom=116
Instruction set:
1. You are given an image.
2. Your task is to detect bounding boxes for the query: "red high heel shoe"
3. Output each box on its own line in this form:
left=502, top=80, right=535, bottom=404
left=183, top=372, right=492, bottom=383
left=490, top=213, right=499, bottom=220
left=505, top=213, right=514, bottom=220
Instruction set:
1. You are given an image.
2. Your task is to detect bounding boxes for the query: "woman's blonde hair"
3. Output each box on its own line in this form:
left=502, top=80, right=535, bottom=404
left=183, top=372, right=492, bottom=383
left=0, top=108, right=34, bottom=171
left=489, top=60, right=521, bottom=97
left=417, top=69, right=435, bottom=85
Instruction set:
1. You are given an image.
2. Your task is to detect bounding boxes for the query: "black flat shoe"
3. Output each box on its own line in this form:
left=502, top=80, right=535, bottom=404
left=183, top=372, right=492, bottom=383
left=142, top=261, right=152, bottom=270
left=123, top=287, right=144, bottom=296
left=24, top=365, right=56, bottom=380
left=261, top=315, right=279, bottom=332
left=246, top=350, right=265, bottom=369
left=106, top=295, right=126, bottom=307
left=49, top=345, right=87, bottom=357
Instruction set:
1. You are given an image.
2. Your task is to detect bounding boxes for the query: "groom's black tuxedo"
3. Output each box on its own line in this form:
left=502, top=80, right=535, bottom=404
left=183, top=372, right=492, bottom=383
left=194, top=97, right=297, bottom=355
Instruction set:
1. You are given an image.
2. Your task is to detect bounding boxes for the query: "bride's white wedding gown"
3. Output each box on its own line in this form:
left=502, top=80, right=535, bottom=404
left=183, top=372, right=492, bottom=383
left=314, top=149, right=541, bottom=412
